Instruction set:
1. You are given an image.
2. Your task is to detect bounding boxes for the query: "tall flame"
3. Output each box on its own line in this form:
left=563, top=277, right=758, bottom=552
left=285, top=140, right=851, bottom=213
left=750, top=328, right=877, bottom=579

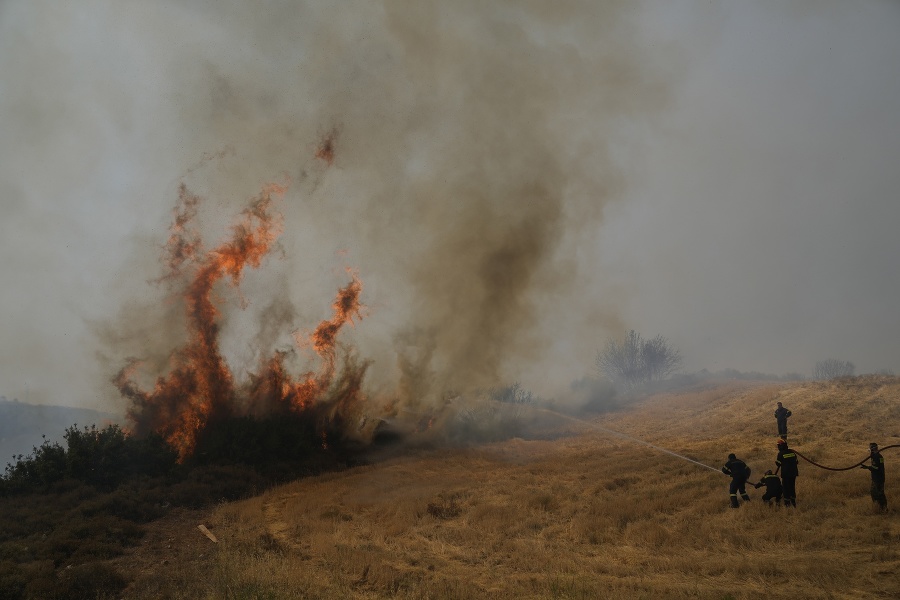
left=114, top=182, right=366, bottom=461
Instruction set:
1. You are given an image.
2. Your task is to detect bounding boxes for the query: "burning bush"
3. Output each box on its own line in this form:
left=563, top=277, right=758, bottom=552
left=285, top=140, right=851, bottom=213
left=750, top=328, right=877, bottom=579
left=115, top=183, right=370, bottom=464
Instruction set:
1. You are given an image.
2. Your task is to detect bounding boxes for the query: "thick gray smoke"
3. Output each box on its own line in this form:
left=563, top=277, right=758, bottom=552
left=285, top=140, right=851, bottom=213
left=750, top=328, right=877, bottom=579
left=3, top=1, right=899, bottom=414
left=1, top=1, right=670, bottom=411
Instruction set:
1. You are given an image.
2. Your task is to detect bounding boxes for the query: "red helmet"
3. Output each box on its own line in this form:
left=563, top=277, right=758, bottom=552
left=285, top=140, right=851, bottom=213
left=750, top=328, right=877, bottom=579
left=777, top=439, right=787, bottom=446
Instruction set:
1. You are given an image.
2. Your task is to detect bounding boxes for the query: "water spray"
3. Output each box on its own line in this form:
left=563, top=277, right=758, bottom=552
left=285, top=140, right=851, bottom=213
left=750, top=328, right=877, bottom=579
left=536, top=407, right=721, bottom=474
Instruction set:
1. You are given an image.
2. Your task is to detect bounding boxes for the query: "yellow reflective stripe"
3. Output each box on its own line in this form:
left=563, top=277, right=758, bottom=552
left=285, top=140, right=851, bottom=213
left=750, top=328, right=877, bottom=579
left=782, top=453, right=796, bottom=458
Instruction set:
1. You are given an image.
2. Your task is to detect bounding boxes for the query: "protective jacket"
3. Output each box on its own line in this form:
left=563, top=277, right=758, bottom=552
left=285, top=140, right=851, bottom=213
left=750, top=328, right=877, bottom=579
left=775, top=406, right=792, bottom=436
left=776, top=447, right=799, bottom=478
left=862, top=451, right=886, bottom=482
left=754, top=473, right=783, bottom=494
left=722, top=458, right=751, bottom=481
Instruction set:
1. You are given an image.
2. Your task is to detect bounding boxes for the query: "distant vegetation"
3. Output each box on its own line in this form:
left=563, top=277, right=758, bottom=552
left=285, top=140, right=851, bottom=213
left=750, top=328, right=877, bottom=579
left=677, top=368, right=807, bottom=383
left=813, top=358, right=856, bottom=380
left=596, top=330, right=683, bottom=388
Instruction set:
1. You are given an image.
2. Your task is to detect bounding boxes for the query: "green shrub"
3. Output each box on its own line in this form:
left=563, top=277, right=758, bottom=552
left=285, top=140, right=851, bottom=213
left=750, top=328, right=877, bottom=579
left=1, top=425, right=178, bottom=496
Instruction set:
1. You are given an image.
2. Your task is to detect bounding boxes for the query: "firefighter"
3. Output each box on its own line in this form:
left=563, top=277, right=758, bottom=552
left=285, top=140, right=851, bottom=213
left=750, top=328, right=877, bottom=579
left=722, top=453, right=752, bottom=508
left=774, top=401, right=792, bottom=439
left=753, top=469, right=783, bottom=506
left=776, top=438, right=798, bottom=507
left=860, top=442, right=887, bottom=510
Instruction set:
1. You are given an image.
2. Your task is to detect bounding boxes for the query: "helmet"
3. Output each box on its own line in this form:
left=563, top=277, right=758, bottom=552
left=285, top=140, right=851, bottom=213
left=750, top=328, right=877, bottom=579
left=728, top=453, right=736, bottom=460
left=870, top=442, right=878, bottom=450
left=777, top=439, right=787, bottom=446
left=765, top=469, right=773, bottom=475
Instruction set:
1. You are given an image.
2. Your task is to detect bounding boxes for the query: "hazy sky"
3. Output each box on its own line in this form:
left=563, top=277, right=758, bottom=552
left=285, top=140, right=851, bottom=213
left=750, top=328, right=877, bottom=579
left=1, top=1, right=899, bottom=412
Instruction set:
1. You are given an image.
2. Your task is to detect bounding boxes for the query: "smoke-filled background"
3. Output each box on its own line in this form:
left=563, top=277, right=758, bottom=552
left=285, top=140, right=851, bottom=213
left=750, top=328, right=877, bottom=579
left=1, top=1, right=899, bottom=413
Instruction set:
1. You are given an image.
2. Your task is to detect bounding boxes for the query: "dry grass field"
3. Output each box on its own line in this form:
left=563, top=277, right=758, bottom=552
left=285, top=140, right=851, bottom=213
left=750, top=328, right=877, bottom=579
left=119, top=377, right=900, bottom=599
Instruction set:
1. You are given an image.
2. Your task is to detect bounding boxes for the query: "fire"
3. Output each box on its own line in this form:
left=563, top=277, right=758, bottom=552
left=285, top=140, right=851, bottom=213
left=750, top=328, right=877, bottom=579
left=115, top=182, right=366, bottom=461
left=252, top=272, right=364, bottom=413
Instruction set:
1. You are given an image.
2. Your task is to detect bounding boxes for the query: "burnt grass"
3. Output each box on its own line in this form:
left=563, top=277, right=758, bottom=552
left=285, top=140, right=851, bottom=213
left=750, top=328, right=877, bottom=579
left=0, top=414, right=363, bottom=600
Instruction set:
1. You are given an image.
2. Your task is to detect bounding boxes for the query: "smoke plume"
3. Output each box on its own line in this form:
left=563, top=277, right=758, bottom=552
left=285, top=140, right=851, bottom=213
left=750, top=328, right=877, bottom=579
left=0, top=0, right=678, bottom=422
left=93, top=0, right=671, bottom=420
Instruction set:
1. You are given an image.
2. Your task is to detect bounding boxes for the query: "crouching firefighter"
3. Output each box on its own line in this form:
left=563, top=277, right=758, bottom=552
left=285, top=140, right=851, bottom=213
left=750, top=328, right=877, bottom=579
left=722, top=453, right=752, bottom=508
left=754, top=470, right=783, bottom=506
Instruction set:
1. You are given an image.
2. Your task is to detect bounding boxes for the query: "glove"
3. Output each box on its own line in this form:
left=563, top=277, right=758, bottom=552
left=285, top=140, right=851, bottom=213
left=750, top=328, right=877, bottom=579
left=860, top=465, right=870, bottom=470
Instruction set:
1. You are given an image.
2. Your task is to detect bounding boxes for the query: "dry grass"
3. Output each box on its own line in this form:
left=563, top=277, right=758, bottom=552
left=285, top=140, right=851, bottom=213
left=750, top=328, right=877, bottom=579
left=122, top=377, right=900, bottom=599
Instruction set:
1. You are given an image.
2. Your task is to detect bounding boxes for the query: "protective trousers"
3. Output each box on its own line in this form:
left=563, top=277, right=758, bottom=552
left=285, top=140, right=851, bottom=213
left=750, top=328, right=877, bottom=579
left=761, top=491, right=782, bottom=505
left=782, top=475, right=797, bottom=507
left=871, top=478, right=887, bottom=510
left=729, top=479, right=750, bottom=508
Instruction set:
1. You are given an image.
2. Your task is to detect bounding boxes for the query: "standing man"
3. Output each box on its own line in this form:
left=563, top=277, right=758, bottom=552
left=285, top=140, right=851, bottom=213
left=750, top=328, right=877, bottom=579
left=860, top=442, right=887, bottom=510
left=774, top=401, right=792, bottom=439
left=754, top=469, right=783, bottom=506
left=722, top=453, right=752, bottom=508
left=776, top=438, right=798, bottom=507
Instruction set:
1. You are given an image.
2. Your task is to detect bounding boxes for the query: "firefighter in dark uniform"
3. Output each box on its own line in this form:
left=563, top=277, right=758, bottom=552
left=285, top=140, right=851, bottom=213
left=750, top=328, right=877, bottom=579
left=722, top=453, right=751, bottom=508
left=774, top=401, right=792, bottom=439
left=860, top=442, right=887, bottom=510
left=776, top=438, right=798, bottom=507
left=754, top=469, right=783, bottom=506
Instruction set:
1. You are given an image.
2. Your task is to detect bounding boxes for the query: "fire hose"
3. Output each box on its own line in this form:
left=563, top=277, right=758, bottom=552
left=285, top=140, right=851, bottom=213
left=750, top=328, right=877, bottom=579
left=791, top=444, right=899, bottom=471
left=538, top=406, right=896, bottom=475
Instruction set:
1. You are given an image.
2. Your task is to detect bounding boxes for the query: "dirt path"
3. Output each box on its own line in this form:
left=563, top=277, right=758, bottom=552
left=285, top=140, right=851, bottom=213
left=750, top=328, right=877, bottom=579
left=262, top=492, right=302, bottom=550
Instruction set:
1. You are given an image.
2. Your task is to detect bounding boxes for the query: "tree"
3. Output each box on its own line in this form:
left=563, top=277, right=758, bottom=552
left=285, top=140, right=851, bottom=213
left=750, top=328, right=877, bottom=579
left=597, top=330, right=643, bottom=387
left=641, top=334, right=683, bottom=382
left=813, top=359, right=855, bottom=380
left=597, top=330, right=682, bottom=387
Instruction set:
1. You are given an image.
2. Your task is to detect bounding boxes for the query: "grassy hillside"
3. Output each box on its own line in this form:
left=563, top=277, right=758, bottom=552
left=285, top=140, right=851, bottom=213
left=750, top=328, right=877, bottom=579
left=118, top=377, right=900, bottom=599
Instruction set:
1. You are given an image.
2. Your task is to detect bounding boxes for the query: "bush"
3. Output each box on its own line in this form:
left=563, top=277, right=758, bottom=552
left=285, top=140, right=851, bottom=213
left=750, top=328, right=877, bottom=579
left=597, top=330, right=682, bottom=388
left=813, top=359, right=855, bottom=380
left=1, top=439, right=67, bottom=495
left=0, top=425, right=178, bottom=496
left=64, top=425, right=178, bottom=490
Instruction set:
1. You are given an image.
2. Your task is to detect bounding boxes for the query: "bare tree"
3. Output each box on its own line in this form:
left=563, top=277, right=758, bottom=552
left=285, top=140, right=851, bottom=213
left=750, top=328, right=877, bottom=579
left=597, top=330, right=682, bottom=387
left=597, top=330, right=643, bottom=387
left=641, top=334, right=682, bottom=382
left=813, top=359, right=855, bottom=380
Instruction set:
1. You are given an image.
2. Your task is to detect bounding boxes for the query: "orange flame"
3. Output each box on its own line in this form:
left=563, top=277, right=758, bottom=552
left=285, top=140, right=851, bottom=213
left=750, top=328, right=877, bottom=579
left=115, top=182, right=366, bottom=461
left=249, top=272, right=364, bottom=414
